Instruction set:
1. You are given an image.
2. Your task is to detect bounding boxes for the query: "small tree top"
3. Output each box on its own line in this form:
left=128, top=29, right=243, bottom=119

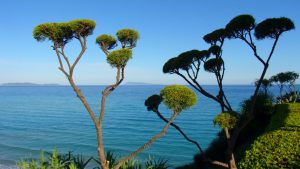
left=69, top=19, right=96, bottom=37
left=208, top=45, right=222, bottom=56
left=160, top=85, right=197, bottom=113
left=107, top=48, right=132, bottom=68
left=163, top=57, right=179, bottom=74
left=144, top=94, right=163, bottom=111
left=33, top=23, right=73, bottom=45
left=255, top=78, right=272, bottom=88
left=204, top=58, right=224, bottom=73
left=33, top=19, right=96, bottom=46
left=203, top=28, right=227, bottom=44
left=255, top=17, right=295, bottom=39
left=270, top=71, right=299, bottom=84
left=116, top=29, right=139, bottom=47
left=213, top=111, right=238, bottom=129
left=96, top=34, right=117, bottom=50
left=162, top=50, right=210, bottom=74
left=225, top=14, right=255, bottom=38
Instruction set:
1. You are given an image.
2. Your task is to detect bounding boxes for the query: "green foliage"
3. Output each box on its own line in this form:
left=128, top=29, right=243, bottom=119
left=225, top=14, right=255, bottom=38
left=255, top=17, right=295, bottom=39
left=68, top=19, right=96, bottom=37
left=96, top=34, right=117, bottom=50
left=107, top=48, right=132, bottom=68
left=239, top=103, right=300, bottom=168
left=213, top=112, right=238, bottom=129
left=145, top=94, right=163, bottom=111
left=33, top=19, right=95, bottom=46
left=266, top=103, right=300, bottom=132
left=33, top=23, right=73, bottom=45
left=270, top=71, right=299, bottom=85
left=239, top=130, right=300, bottom=169
left=240, top=92, right=274, bottom=118
left=203, top=58, right=223, bottom=73
left=116, top=29, right=139, bottom=47
left=162, top=57, right=179, bottom=74
left=94, top=151, right=169, bottom=169
left=160, top=85, right=197, bottom=113
left=17, top=149, right=94, bottom=169
left=203, top=28, right=227, bottom=44
left=162, top=50, right=210, bottom=74
left=145, top=158, right=169, bottom=169
left=208, top=45, right=221, bottom=56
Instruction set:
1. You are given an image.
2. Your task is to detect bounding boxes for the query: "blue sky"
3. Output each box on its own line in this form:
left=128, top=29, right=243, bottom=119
left=0, top=0, right=299, bottom=85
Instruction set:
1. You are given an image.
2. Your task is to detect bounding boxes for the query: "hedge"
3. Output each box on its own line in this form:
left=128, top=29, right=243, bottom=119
left=239, top=103, right=300, bottom=169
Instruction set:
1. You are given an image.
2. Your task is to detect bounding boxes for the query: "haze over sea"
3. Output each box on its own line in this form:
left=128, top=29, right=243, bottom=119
left=0, top=85, right=286, bottom=168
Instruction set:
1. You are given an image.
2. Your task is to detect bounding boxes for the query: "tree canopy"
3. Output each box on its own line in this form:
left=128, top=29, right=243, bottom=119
left=160, top=85, right=197, bottom=113
left=33, top=19, right=96, bottom=46
left=255, top=17, right=295, bottom=39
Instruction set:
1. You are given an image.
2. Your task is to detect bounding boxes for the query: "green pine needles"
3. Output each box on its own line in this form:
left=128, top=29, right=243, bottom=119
left=160, top=85, right=197, bottom=113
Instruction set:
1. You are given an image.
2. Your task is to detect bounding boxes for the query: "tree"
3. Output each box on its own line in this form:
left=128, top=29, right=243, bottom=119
left=255, top=78, right=272, bottom=95
left=33, top=20, right=194, bottom=169
left=163, top=15, right=294, bottom=169
left=270, top=71, right=299, bottom=102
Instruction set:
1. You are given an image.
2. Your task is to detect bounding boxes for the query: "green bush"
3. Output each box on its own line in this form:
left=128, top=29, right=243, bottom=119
left=213, top=111, right=238, bottom=129
left=239, top=130, right=300, bottom=169
left=239, top=103, right=300, bottom=168
left=107, top=48, right=132, bottom=68
left=17, top=149, right=92, bottom=169
left=160, top=85, right=197, bottom=113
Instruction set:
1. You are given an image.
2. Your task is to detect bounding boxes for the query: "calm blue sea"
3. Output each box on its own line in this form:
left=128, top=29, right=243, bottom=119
left=0, top=85, right=281, bottom=168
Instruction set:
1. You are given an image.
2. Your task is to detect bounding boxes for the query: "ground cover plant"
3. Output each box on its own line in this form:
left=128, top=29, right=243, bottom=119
left=239, top=103, right=300, bottom=168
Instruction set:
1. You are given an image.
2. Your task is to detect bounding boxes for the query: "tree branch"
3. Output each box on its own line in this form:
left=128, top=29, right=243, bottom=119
left=115, top=113, right=177, bottom=169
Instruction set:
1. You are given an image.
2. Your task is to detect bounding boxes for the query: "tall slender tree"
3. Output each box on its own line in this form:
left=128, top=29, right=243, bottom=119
left=163, top=14, right=294, bottom=169
left=33, top=20, right=198, bottom=169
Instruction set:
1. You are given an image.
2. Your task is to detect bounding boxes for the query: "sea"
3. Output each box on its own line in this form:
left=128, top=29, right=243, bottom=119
left=0, top=85, right=284, bottom=168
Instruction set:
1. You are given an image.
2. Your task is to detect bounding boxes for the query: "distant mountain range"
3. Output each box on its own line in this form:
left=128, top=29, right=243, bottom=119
left=0, top=83, right=61, bottom=86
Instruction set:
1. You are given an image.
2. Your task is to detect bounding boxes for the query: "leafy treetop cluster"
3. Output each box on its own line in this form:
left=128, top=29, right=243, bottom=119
left=33, top=19, right=96, bottom=47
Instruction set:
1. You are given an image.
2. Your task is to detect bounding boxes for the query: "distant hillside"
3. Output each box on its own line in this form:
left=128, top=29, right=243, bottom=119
left=124, top=82, right=158, bottom=85
left=1, top=83, right=60, bottom=86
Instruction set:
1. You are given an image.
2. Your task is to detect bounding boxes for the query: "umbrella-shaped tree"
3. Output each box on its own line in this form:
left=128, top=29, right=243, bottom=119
left=33, top=20, right=190, bottom=169
left=163, top=14, right=294, bottom=169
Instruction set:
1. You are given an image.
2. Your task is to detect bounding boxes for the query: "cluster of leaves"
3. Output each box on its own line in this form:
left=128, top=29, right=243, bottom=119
left=17, top=149, right=170, bottom=169
left=270, top=71, right=299, bottom=87
left=240, top=92, right=274, bottom=119
left=239, top=103, right=300, bottom=168
left=107, top=49, right=132, bottom=68
left=213, top=111, right=239, bottom=129
left=163, top=50, right=210, bottom=74
left=145, top=85, right=197, bottom=114
left=160, top=85, right=197, bottom=113
left=269, top=71, right=299, bottom=103
left=33, top=19, right=96, bottom=46
left=93, top=151, right=169, bottom=169
left=17, top=149, right=92, bottom=169
left=225, top=15, right=294, bottom=40
left=96, top=29, right=139, bottom=68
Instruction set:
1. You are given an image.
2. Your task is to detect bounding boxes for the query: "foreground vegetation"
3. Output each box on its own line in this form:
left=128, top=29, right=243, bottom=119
left=239, top=103, right=300, bottom=168
left=17, top=150, right=169, bottom=169
left=28, top=13, right=298, bottom=169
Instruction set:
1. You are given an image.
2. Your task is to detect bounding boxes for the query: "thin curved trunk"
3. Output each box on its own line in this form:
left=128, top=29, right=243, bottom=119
left=114, top=113, right=178, bottom=169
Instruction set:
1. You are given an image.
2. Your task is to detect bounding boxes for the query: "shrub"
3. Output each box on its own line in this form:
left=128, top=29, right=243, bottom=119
left=239, top=103, right=300, bottom=168
left=239, top=130, right=300, bottom=169
left=160, top=85, right=197, bottom=113
left=213, top=112, right=239, bottom=129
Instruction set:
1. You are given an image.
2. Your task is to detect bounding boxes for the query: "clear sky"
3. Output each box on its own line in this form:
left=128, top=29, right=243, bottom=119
left=0, top=0, right=299, bottom=85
